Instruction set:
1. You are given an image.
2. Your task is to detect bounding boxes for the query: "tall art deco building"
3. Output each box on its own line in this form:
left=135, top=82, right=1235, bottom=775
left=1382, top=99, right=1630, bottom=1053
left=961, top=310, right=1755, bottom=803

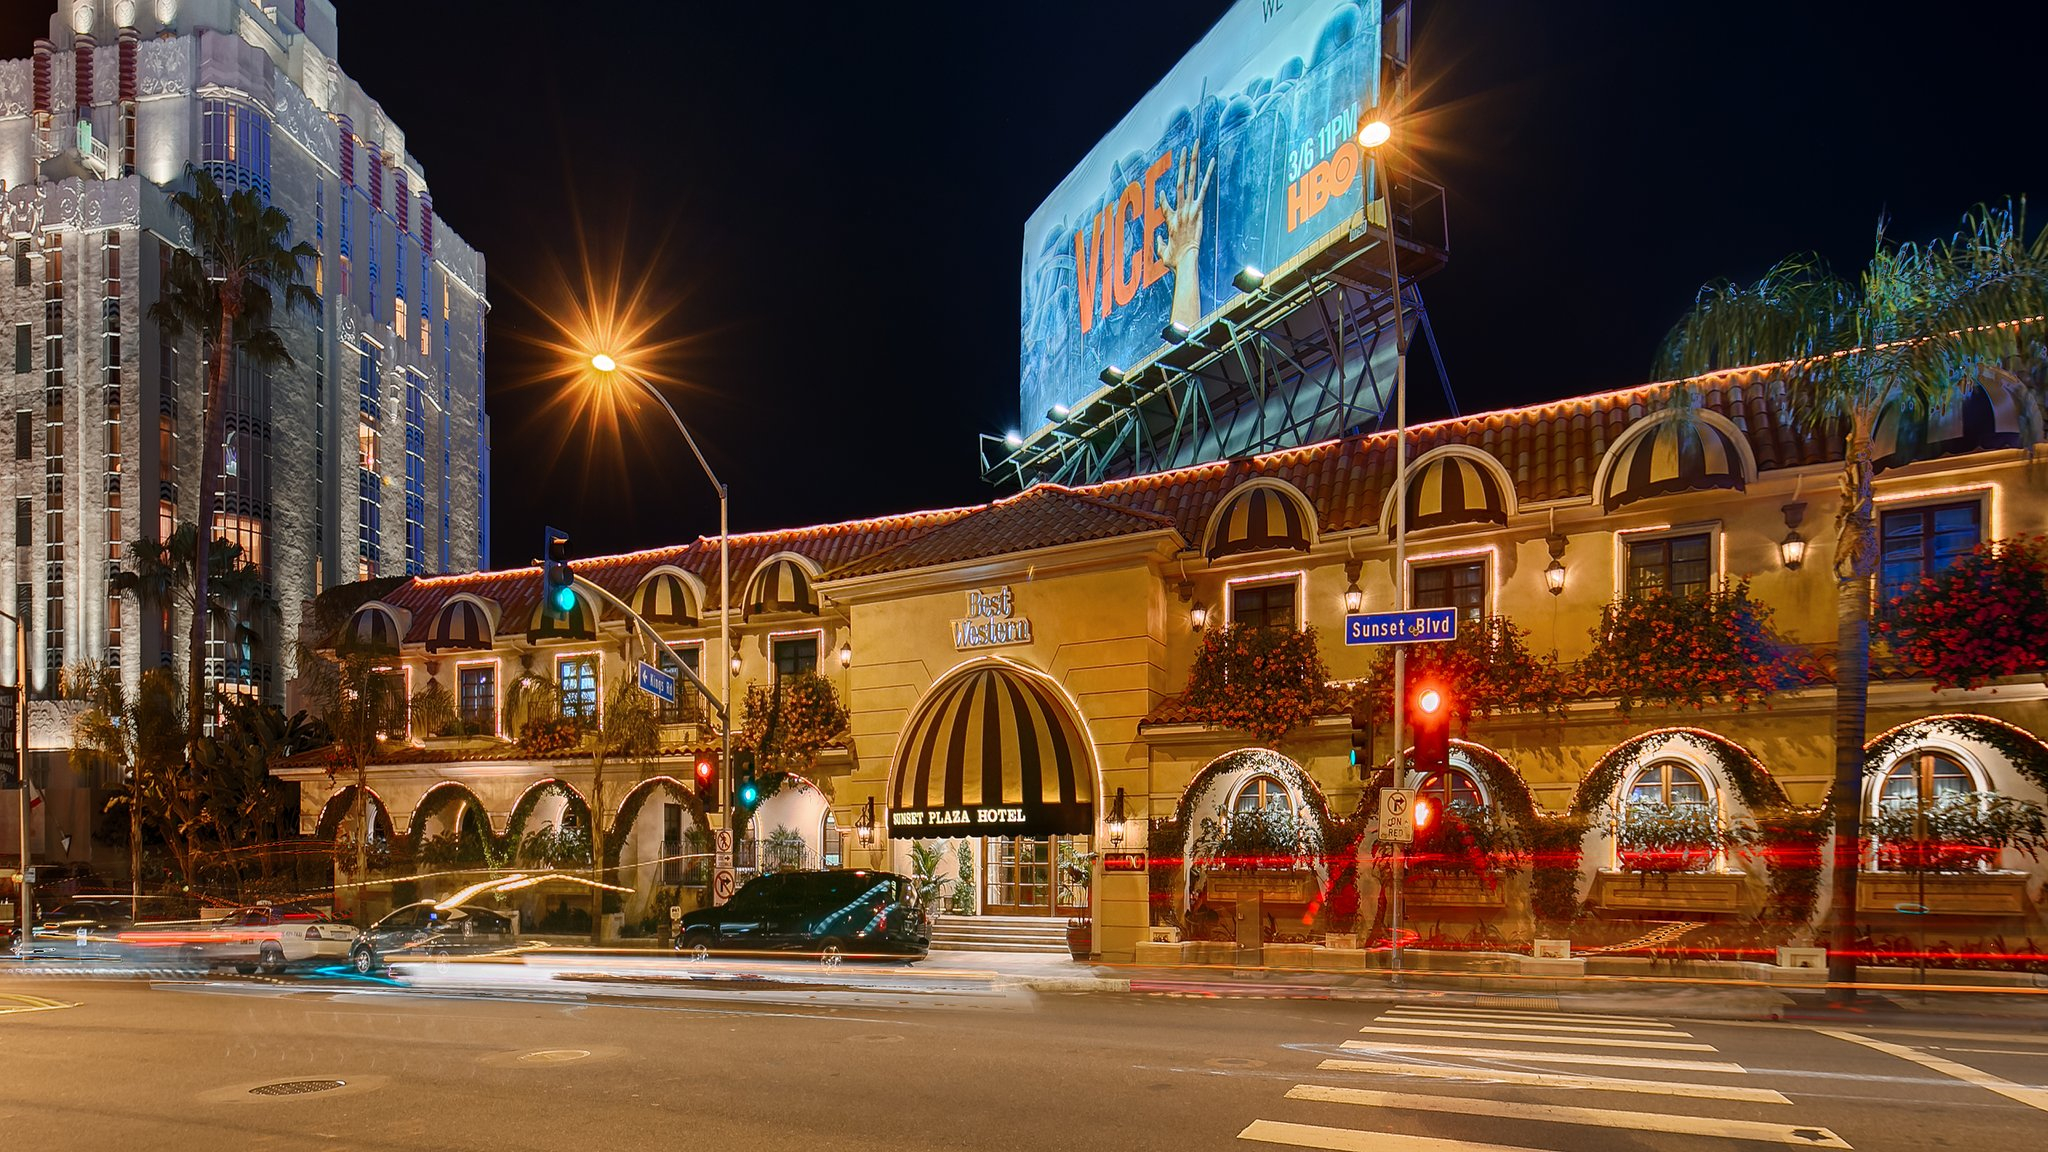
left=0, top=0, right=489, bottom=704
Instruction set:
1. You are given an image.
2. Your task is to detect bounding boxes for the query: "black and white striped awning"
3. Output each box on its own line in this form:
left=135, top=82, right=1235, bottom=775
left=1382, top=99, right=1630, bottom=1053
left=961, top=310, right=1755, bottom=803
left=427, top=599, right=493, bottom=653
left=1872, top=375, right=2033, bottom=472
left=1405, top=454, right=1508, bottom=531
left=342, top=606, right=400, bottom=653
left=889, top=663, right=1095, bottom=838
left=1601, top=418, right=1748, bottom=511
left=746, top=557, right=818, bottom=617
left=1208, top=484, right=1313, bottom=559
left=635, top=571, right=697, bottom=626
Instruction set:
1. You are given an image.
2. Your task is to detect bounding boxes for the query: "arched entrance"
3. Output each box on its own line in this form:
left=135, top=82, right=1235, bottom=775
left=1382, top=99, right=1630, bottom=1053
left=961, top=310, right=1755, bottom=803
left=751, top=777, right=834, bottom=871
left=887, top=659, right=1098, bottom=918
left=610, top=776, right=709, bottom=932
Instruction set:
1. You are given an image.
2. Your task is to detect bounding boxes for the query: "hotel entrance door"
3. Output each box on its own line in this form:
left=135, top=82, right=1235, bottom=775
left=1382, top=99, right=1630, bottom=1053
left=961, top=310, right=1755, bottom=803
left=983, top=836, right=1090, bottom=917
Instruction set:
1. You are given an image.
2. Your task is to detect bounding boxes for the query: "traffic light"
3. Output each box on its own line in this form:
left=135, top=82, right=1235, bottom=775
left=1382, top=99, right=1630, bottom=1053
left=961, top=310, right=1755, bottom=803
left=735, top=751, right=760, bottom=812
left=1348, top=717, right=1371, bottom=774
left=1409, top=680, right=1451, bottom=777
left=542, top=525, right=576, bottom=615
left=694, top=751, right=720, bottom=813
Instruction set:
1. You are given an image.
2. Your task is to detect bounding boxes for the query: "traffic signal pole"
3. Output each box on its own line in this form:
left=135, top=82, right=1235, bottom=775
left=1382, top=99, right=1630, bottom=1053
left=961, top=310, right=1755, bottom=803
left=1376, top=122, right=1412, bottom=990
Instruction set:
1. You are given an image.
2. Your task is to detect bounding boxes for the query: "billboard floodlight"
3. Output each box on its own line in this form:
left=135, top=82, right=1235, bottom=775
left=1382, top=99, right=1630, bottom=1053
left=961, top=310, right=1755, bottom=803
left=1232, top=266, right=1266, bottom=293
left=1003, top=431, right=1024, bottom=449
left=1357, top=118, right=1392, bottom=149
left=1099, top=366, right=1126, bottom=386
left=1047, top=404, right=1070, bottom=422
left=1161, top=322, right=1190, bottom=345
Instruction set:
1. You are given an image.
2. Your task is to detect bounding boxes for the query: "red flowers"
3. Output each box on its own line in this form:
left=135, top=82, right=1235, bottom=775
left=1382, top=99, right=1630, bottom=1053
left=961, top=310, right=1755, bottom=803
left=1576, top=579, right=1817, bottom=715
left=1881, top=536, right=2048, bottom=690
left=1181, top=624, right=1334, bottom=745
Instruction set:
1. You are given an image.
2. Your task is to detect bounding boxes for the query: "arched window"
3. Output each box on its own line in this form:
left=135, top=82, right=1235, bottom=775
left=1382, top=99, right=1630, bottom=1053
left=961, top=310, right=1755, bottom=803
left=1879, top=751, right=1975, bottom=807
left=1417, top=769, right=1484, bottom=812
left=1626, top=760, right=1710, bottom=808
left=1233, top=774, right=1291, bottom=814
left=821, top=811, right=842, bottom=868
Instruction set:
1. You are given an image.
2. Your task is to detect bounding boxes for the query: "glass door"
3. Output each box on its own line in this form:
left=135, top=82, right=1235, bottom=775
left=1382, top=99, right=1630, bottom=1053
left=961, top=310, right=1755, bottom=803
left=983, top=837, right=1052, bottom=916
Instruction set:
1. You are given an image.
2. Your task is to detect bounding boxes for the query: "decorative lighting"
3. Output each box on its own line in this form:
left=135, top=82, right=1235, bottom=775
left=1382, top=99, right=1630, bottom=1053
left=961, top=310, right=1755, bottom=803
left=1544, top=532, right=1568, bottom=597
left=1099, top=365, right=1126, bottom=386
left=855, top=797, right=876, bottom=849
left=729, top=652, right=743, bottom=677
left=1107, top=787, right=1129, bottom=847
left=1357, top=117, right=1392, bottom=150
left=588, top=352, right=617, bottom=374
left=1343, top=559, right=1364, bottom=614
left=838, top=639, right=853, bottom=669
left=1190, top=601, right=1209, bottom=631
left=1780, top=502, right=1808, bottom=571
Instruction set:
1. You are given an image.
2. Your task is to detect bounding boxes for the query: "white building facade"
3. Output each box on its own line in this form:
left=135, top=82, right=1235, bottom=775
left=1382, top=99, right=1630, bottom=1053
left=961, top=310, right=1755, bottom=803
left=0, top=0, right=489, bottom=703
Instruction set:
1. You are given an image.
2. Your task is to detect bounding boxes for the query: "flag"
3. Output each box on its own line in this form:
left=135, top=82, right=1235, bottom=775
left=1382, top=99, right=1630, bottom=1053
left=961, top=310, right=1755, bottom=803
left=25, top=777, right=43, bottom=849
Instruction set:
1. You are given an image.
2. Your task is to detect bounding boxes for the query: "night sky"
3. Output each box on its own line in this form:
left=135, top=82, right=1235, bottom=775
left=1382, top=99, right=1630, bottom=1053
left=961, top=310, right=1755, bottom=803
left=7, top=1, right=2047, bottom=571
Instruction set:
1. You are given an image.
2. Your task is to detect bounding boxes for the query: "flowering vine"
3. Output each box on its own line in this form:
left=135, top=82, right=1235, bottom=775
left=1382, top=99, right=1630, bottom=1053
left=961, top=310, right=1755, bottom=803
left=1880, top=536, right=2048, bottom=690
left=1179, top=624, right=1336, bottom=746
left=1574, top=580, right=1819, bottom=715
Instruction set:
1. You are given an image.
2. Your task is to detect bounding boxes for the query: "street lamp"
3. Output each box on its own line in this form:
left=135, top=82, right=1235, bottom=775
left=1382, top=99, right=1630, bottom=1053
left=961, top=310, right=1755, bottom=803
left=0, top=610, right=25, bottom=943
left=1106, top=787, right=1129, bottom=848
left=588, top=353, right=733, bottom=824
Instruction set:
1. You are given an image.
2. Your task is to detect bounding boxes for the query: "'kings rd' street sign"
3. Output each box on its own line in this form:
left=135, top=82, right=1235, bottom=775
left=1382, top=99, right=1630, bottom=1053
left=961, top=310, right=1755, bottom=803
left=636, top=660, right=678, bottom=705
left=1344, top=607, right=1458, bottom=647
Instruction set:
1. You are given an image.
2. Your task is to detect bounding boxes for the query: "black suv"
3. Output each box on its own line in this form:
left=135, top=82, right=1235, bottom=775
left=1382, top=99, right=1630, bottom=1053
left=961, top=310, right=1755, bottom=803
left=349, top=901, right=516, bottom=974
left=675, top=870, right=929, bottom=961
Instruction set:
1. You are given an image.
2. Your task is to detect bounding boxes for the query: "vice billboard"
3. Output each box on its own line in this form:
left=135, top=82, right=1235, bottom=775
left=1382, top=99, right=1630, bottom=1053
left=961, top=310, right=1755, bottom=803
left=1018, top=0, right=1383, bottom=436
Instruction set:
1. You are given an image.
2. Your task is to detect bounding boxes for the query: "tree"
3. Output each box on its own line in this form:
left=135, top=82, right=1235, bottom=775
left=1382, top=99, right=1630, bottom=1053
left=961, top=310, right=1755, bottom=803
left=150, top=168, right=317, bottom=753
left=192, top=695, right=330, bottom=893
left=295, top=640, right=405, bottom=917
left=1653, top=202, right=2048, bottom=990
left=113, top=525, right=275, bottom=676
left=71, top=664, right=188, bottom=913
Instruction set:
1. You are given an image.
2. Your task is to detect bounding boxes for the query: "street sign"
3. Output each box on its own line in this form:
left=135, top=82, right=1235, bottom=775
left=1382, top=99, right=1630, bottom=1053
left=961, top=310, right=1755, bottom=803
left=714, top=829, right=733, bottom=856
left=670, top=905, right=683, bottom=922
left=636, top=660, right=678, bottom=705
left=712, top=869, right=736, bottom=904
left=1379, top=788, right=1416, bottom=845
left=1344, top=608, right=1458, bottom=647
left=1102, top=851, right=1147, bottom=874
left=0, top=685, right=16, bottom=783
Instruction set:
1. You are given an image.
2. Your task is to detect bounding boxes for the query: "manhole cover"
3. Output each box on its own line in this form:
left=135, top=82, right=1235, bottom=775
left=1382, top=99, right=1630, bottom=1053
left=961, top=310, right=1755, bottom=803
left=1204, top=1057, right=1266, bottom=1069
left=518, top=1049, right=591, bottom=1064
left=248, top=1079, right=347, bottom=1097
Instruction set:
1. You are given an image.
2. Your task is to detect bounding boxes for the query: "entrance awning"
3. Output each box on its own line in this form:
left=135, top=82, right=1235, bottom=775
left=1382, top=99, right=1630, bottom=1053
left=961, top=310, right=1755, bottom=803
left=889, top=663, right=1095, bottom=839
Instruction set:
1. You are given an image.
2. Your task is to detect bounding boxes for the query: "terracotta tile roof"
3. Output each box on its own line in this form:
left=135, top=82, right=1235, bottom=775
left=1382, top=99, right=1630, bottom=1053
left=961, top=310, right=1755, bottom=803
left=354, top=370, right=1842, bottom=642
left=826, top=486, right=1179, bottom=580
left=274, top=740, right=721, bottom=771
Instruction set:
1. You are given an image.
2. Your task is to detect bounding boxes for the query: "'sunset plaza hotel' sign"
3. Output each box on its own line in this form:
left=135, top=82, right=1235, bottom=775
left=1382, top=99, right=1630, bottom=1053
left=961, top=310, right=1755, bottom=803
left=951, top=586, right=1032, bottom=650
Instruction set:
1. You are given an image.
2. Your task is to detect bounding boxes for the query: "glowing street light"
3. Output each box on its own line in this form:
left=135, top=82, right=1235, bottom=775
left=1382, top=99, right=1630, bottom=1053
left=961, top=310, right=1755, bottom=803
left=1356, top=118, right=1392, bottom=150
left=589, top=351, right=617, bottom=374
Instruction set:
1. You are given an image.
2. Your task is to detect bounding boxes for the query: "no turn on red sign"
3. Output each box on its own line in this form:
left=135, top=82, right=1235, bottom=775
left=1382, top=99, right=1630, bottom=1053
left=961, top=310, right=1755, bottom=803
left=1379, top=788, right=1416, bottom=845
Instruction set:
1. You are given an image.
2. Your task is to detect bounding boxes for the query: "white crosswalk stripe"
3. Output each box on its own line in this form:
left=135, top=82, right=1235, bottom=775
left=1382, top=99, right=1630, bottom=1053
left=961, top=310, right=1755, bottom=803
left=1239, top=1007, right=1852, bottom=1151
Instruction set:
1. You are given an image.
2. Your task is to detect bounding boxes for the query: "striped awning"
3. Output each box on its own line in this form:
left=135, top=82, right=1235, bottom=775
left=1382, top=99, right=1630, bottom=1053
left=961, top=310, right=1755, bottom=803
left=427, top=599, right=493, bottom=653
left=635, top=571, right=697, bottom=626
left=342, top=606, right=399, bottom=653
left=1601, top=418, right=1748, bottom=511
left=1406, top=454, right=1508, bottom=531
left=1207, top=484, right=1312, bottom=559
left=1872, top=375, right=2031, bottom=472
left=526, top=591, right=596, bottom=643
left=889, top=663, right=1095, bottom=839
left=747, top=557, right=818, bottom=617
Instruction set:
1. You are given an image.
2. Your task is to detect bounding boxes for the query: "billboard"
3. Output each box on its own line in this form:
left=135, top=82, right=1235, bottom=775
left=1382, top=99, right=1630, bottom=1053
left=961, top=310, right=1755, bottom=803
left=1018, top=0, right=1384, bottom=436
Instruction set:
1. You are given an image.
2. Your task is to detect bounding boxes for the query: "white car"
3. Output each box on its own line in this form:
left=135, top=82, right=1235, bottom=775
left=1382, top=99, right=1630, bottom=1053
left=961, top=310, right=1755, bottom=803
left=196, top=905, right=358, bottom=974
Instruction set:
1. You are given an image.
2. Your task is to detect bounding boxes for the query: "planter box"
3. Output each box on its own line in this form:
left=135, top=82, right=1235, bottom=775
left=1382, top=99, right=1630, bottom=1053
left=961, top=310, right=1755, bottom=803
left=1313, top=947, right=1368, bottom=973
left=1185, top=941, right=1235, bottom=966
left=1133, top=941, right=1189, bottom=967
left=1403, top=872, right=1508, bottom=908
left=1324, top=933, right=1359, bottom=950
left=1855, top=871, right=2032, bottom=916
left=1594, top=870, right=1744, bottom=914
left=1204, top=871, right=1318, bottom=904
left=1264, top=943, right=1316, bottom=970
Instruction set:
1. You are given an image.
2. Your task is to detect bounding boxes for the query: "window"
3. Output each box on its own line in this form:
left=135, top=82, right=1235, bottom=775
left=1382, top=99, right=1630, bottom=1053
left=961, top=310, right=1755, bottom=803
left=1229, top=579, right=1297, bottom=633
left=1413, top=560, right=1486, bottom=623
left=557, top=655, right=598, bottom=720
left=772, top=636, right=818, bottom=682
left=1417, top=769, right=1485, bottom=811
left=1626, top=760, right=1710, bottom=807
left=821, top=812, right=842, bottom=868
left=1878, top=751, right=1974, bottom=808
left=662, top=803, right=685, bottom=885
left=457, top=664, right=496, bottom=733
left=12, top=498, right=27, bottom=548
left=656, top=646, right=700, bottom=724
left=12, top=241, right=27, bottom=287
left=12, top=325, right=26, bottom=373
left=1626, top=532, right=1711, bottom=599
left=370, top=670, right=407, bottom=739
left=1233, top=774, right=1291, bottom=814
left=1880, top=501, right=1982, bottom=606
left=13, top=411, right=25, bottom=460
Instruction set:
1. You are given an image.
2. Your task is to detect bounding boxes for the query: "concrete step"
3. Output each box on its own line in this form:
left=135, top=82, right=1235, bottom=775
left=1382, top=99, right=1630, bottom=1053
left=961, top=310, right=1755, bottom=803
left=931, top=940, right=1071, bottom=954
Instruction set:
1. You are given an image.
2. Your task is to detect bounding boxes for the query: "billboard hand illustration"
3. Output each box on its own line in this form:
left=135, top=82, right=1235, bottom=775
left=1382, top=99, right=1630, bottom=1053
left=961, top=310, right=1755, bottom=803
left=1156, top=139, right=1216, bottom=331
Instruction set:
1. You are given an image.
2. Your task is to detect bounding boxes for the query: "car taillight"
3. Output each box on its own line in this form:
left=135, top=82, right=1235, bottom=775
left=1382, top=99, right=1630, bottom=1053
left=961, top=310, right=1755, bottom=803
left=303, top=927, right=321, bottom=940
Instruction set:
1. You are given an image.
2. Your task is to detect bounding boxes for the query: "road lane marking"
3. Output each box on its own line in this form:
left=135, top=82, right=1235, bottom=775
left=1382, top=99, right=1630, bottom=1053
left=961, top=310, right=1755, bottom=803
left=1390, top=1005, right=1675, bottom=1026
left=1240, top=1119, right=1546, bottom=1151
left=1283, top=1085, right=1851, bottom=1147
left=1378, top=1013, right=1692, bottom=1037
left=1356, top=1024, right=1716, bottom=1051
left=1936, top=1047, right=2048, bottom=1058
left=1339, top=1040, right=1746, bottom=1073
left=1316, top=1057, right=1790, bottom=1103
left=0, top=994, right=77, bottom=1015
left=1821, top=1029, right=2048, bottom=1114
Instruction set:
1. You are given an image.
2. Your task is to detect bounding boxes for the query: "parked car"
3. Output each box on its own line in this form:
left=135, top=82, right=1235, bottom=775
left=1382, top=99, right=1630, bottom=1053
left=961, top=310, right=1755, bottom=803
left=192, top=905, right=358, bottom=974
left=674, top=869, right=929, bottom=962
left=348, top=901, right=517, bottom=974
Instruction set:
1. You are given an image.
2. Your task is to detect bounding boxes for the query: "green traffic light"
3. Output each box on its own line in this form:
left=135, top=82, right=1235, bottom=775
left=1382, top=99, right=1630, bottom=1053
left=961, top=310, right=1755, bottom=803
left=740, top=783, right=759, bottom=806
left=552, top=584, right=576, bottom=613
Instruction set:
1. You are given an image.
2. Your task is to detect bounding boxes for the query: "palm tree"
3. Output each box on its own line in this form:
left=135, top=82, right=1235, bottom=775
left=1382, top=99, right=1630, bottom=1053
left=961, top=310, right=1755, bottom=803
left=1653, top=202, right=2048, bottom=989
left=294, top=640, right=405, bottom=918
left=71, top=663, right=189, bottom=911
left=149, top=168, right=318, bottom=749
left=113, top=525, right=276, bottom=671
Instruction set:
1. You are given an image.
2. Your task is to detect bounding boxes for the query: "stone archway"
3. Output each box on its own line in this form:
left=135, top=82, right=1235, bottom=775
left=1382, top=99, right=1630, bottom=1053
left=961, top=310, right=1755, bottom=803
left=1168, top=748, right=1333, bottom=941
left=504, top=778, right=594, bottom=867
left=608, top=776, right=710, bottom=934
left=406, top=781, right=497, bottom=867
left=315, top=785, right=395, bottom=843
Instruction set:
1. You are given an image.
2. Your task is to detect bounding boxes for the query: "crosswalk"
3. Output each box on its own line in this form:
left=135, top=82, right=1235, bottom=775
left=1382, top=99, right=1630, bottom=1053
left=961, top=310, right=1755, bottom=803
left=1239, top=1003, right=1851, bottom=1151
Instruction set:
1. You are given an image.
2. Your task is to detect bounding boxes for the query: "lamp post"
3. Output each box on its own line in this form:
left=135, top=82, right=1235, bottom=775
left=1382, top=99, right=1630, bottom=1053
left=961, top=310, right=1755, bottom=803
left=1359, top=114, right=1409, bottom=984
left=589, top=356, right=733, bottom=826
left=2, top=611, right=26, bottom=942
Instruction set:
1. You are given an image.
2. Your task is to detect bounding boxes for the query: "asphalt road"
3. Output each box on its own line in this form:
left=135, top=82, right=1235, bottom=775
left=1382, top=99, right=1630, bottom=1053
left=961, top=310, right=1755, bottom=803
left=3, top=964, right=2047, bottom=1152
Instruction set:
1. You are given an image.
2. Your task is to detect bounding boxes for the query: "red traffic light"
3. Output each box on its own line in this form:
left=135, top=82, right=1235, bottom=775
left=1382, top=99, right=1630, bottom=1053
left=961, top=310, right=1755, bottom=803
left=1413, top=796, right=1437, bottom=831
left=1417, top=687, right=1443, bottom=715
left=694, top=755, right=715, bottom=785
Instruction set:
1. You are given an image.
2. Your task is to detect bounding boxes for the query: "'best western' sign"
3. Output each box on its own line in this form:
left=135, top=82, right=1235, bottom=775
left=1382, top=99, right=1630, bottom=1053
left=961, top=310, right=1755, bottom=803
left=952, top=586, right=1032, bottom=650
